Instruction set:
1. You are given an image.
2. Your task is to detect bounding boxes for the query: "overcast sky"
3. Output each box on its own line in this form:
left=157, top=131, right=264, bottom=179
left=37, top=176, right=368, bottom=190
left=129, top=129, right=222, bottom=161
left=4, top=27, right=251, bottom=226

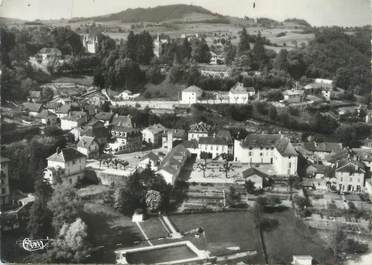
left=0, top=0, right=370, bottom=26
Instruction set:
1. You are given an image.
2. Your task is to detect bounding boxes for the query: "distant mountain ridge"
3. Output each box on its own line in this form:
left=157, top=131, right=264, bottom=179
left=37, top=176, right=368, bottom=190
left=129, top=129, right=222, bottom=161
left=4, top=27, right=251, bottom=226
left=69, top=4, right=223, bottom=23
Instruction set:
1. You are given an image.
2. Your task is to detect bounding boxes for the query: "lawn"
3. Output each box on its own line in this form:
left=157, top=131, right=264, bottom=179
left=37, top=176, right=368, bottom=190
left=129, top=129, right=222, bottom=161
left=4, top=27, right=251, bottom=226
left=83, top=202, right=146, bottom=263
left=263, top=209, right=336, bottom=264
left=169, top=211, right=265, bottom=264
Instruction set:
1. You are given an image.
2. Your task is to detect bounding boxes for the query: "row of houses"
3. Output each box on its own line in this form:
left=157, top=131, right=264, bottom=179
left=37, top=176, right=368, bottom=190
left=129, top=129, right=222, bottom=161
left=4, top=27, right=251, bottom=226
left=181, top=82, right=255, bottom=105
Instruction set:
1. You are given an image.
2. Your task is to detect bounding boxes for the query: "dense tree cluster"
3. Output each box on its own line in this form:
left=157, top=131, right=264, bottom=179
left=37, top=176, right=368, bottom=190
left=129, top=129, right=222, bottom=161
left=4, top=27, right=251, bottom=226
left=114, top=166, right=172, bottom=215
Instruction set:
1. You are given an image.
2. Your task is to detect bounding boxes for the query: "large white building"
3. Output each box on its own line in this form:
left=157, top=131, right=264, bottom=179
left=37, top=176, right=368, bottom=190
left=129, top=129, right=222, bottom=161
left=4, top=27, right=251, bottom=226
left=181, top=86, right=203, bottom=104
left=45, top=148, right=86, bottom=185
left=142, top=123, right=166, bottom=146
left=335, top=160, right=366, bottom=193
left=234, top=134, right=298, bottom=176
left=228, top=82, right=254, bottom=104
left=198, top=137, right=228, bottom=159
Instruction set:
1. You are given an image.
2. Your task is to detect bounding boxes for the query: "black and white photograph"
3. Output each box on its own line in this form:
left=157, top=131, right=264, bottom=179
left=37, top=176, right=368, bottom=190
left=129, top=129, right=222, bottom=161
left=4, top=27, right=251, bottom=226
left=0, top=0, right=371, bottom=264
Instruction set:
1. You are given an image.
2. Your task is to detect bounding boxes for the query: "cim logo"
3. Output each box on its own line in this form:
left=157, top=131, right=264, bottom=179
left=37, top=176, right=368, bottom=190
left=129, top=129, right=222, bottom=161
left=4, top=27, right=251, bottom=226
left=21, top=238, right=51, bottom=252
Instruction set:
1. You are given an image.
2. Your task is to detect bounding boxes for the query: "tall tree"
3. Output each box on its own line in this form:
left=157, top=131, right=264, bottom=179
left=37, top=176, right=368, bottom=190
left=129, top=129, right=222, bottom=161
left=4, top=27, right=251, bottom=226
left=48, top=218, right=91, bottom=263
left=238, top=28, right=251, bottom=55
left=48, top=184, right=84, bottom=231
left=273, top=49, right=289, bottom=71
left=27, top=178, right=53, bottom=238
left=126, top=31, right=137, bottom=60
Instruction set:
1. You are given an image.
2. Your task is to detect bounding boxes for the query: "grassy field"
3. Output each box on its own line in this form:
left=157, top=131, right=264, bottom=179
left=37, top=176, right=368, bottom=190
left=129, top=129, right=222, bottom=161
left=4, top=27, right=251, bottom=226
left=263, top=209, right=336, bottom=264
left=169, top=211, right=265, bottom=264
left=84, top=202, right=146, bottom=263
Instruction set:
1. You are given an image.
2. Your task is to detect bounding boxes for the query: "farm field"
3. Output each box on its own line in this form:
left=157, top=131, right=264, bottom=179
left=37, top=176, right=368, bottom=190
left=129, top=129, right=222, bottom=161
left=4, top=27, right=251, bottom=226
left=263, top=209, right=336, bottom=265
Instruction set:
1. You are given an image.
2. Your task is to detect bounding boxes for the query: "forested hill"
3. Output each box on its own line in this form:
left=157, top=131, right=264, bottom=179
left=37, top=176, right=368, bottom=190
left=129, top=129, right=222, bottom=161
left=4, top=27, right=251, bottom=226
left=70, top=4, right=223, bottom=23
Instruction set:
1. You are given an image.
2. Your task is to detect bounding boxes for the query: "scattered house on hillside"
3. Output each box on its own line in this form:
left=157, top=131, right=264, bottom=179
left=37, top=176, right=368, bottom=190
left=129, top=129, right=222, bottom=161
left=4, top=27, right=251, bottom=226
left=142, top=123, right=166, bottom=146
left=162, top=129, right=187, bottom=151
left=81, top=34, right=98, bottom=54
left=229, top=82, right=254, bottom=104
left=181, top=85, right=203, bottom=104
left=0, top=156, right=10, bottom=206
left=138, top=152, right=161, bottom=171
left=60, top=111, right=88, bottom=130
left=44, top=147, right=86, bottom=186
left=77, top=136, right=99, bottom=159
left=157, top=144, right=190, bottom=185
left=304, top=78, right=333, bottom=101
left=199, top=64, right=230, bottom=78
left=303, top=142, right=344, bottom=160
left=240, top=167, right=269, bottom=190
left=95, top=112, right=114, bottom=127
left=234, top=134, right=298, bottom=176
left=188, top=122, right=212, bottom=141
left=283, top=89, right=304, bottom=104
left=335, top=160, right=366, bottom=193
left=22, top=102, right=43, bottom=117
left=36, top=48, right=62, bottom=62
left=27, top=90, right=41, bottom=103
left=114, top=90, right=140, bottom=101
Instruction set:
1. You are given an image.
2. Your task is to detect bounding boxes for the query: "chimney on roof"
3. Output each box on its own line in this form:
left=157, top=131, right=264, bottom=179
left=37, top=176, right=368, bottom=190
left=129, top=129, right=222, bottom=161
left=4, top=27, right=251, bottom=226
left=56, top=146, right=61, bottom=154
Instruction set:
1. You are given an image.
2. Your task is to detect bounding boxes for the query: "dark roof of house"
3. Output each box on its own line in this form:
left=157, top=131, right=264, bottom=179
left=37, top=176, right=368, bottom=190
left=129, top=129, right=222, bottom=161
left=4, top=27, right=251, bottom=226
left=22, top=102, right=42, bottom=112
left=56, top=104, right=72, bottom=114
left=304, top=142, right=343, bottom=153
left=77, top=136, right=97, bottom=148
left=242, top=167, right=268, bottom=178
left=82, top=126, right=109, bottom=139
left=189, top=122, right=212, bottom=133
left=326, top=150, right=350, bottom=164
left=143, top=123, right=166, bottom=134
left=336, top=160, right=366, bottom=174
left=62, top=111, right=87, bottom=121
left=352, top=149, right=372, bottom=162
left=163, top=129, right=186, bottom=139
left=47, top=148, right=86, bottom=162
left=159, top=144, right=189, bottom=174
left=183, top=85, right=203, bottom=93
left=36, top=109, right=57, bottom=119
left=199, top=137, right=227, bottom=146
left=183, top=140, right=198, bottom=149
left=111, top=115, right=133, bottom=128
left=141, top=152, right=159, bottom=162
left=230, top=82, right=250, bottom=94
left=241, top=134, right=298, bottom=157
left=95, top=112, right=114, bottom=121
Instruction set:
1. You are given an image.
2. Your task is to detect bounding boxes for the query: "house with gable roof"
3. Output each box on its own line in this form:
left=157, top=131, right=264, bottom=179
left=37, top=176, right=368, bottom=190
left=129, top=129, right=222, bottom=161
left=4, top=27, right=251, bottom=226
left=234, top=134, right=298, bottom=176
left=157, top=144, right=190, bottom=185
left=142, top=123, right=166, bottom=146
left=181, top=85, right=203, bottom=104
left=335, top=160, right=367, bottom=193
left=77, top=136, right=99, bottom=158
left=45, top=147, right=86, bottom=186
left=138, top=152, right=161, bottom=171
left=229, top=82, right=254, bottom=104
left=188, top=122, right=212, bottom=141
